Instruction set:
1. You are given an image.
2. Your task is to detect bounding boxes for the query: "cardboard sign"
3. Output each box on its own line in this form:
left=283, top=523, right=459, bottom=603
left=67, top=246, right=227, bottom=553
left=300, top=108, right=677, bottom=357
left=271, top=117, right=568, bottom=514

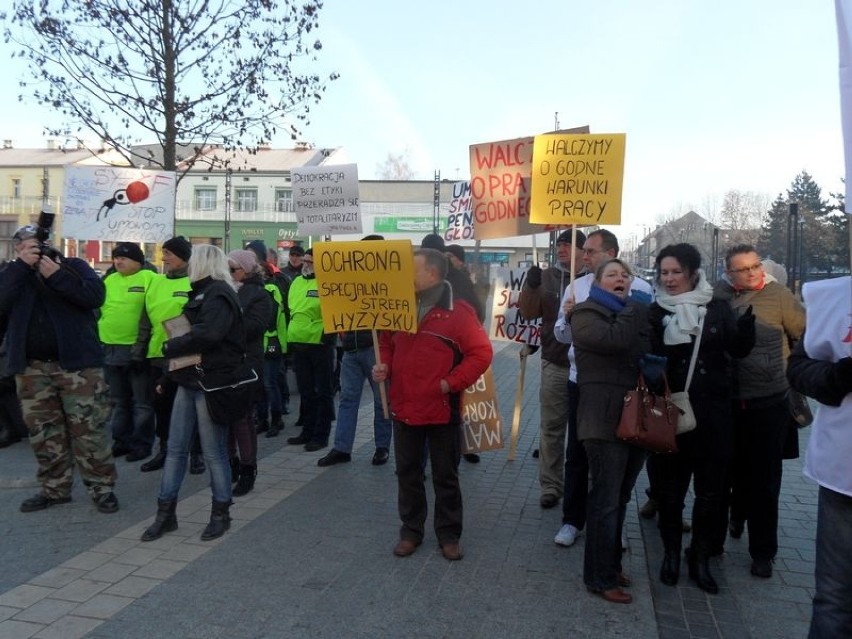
left=461, top=366, right=504, bottom=453
left=488, top=267, right=541, bottom=346
left=292, top=164, right=363, bottom=235
left=468, top=126, right=589, bottom=240
left=62, top=166, right=176, bottom=242
left=444, top=181, right=474, bottom=241
left=530, top=133, right=626, bottom=226
left=313, top=240, right=417, bottom=333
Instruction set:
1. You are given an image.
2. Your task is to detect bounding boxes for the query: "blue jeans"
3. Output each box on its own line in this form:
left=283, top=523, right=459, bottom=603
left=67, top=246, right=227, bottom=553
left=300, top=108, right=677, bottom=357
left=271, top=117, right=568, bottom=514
left=583, top=439, right=647, bottom=592
left=809, top=486, right=852, bottom=638
left=333, top=349, right=392, bottom=454
left=105, top=363, right=155, bottom=452
left=158, top=387, right=231, bottom=503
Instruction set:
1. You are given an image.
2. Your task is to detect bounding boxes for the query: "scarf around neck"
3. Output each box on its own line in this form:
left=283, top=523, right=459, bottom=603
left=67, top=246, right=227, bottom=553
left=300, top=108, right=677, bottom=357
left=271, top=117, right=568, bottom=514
left=655, top=269, right=713, bottom=344
left=588, top=283, right=626, bottom=313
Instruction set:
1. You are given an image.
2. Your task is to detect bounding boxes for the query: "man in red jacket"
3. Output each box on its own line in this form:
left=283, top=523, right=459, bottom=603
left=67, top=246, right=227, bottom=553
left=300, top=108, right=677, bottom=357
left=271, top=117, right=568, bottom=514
left=373, top=248, right=492, bottom=561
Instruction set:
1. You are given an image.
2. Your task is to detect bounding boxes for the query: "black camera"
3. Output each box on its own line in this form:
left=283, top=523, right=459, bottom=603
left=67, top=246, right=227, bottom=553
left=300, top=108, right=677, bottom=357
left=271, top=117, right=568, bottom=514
left=34, top=207, right=62, bottom=261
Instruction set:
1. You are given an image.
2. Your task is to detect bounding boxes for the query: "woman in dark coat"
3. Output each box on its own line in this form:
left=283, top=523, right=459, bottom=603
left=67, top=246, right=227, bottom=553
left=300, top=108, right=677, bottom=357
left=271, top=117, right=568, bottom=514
left=227, top=250, right=274, bottom=496
left=648, top=243, right=754, bottom=593
left=141, top=245, right=248, bottom=543
left=570, top=258, right=650, bottom=605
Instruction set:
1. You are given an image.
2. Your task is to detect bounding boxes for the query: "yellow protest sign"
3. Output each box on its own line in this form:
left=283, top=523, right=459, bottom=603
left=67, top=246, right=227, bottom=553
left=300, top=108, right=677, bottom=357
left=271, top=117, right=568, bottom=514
left=530, top=133, right=626, bottom=225
left=313, top=240, right=417, bottom=334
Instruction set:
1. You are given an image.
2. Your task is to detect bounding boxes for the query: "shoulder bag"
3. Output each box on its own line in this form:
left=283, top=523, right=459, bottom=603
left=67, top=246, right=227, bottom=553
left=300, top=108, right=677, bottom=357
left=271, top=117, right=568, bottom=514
left=669, top=315, right=703, bottom=435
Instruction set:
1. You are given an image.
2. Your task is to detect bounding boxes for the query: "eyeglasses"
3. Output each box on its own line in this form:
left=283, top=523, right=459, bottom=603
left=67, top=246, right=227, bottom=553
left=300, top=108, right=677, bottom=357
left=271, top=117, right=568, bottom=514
left=229, top=266, right=242, bottom=274
left=582, top=248, right=602, bottom=256
left=729, top=263, right=763, bottom=275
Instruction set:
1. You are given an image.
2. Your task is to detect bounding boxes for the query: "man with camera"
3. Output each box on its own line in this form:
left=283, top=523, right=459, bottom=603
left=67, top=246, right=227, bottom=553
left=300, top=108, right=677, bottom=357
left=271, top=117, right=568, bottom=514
left=0, top=222, right=119, bottom=514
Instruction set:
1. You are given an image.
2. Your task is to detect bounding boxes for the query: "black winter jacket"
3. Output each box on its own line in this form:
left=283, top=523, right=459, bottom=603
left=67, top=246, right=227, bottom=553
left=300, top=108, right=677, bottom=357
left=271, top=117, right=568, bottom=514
left=164, top=277, right=246, bottom=388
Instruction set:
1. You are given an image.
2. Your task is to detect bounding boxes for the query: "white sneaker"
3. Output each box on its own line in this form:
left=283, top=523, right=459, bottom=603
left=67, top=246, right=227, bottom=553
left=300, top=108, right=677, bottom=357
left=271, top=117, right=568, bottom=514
left=554, top=523, right=581, bottom=547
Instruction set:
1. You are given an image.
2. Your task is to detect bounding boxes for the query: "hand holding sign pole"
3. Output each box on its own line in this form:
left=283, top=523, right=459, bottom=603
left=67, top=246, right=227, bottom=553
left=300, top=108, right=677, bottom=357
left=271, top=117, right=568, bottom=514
left=372, top=332, right=390, bottom=419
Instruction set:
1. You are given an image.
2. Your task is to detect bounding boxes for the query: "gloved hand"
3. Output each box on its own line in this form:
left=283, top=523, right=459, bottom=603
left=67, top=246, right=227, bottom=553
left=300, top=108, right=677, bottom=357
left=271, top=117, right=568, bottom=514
left=525, top=265, right=542, bottom=289
left=628, top=289, right=652, bottom=306
left=833, top=357, right=852, bottom=393
left=737, top=305, right=755, bottom=330
left=639, top=353, right=668, bottom=386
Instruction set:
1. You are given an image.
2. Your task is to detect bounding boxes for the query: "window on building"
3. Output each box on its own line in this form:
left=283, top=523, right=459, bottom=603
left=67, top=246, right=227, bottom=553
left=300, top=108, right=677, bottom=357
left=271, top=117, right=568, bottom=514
left=275, top=188, right=293, bottom=212
left=194, top=187, right=217, bottom=211
left=235, top=188, right=258, bottom=212
left=12, top=178, right=21, bottom=199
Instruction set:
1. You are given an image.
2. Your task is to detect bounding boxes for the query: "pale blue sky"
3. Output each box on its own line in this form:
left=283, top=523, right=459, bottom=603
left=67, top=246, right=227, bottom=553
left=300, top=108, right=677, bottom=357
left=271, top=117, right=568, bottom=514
left=1, top=1, right=843, bottom=235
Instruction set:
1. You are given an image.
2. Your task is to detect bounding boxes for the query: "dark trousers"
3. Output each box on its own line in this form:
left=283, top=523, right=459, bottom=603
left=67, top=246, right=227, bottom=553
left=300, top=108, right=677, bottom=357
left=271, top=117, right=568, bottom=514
left=583, top=439, right=646, bottom=592
left=727, top=398, right=788, bottom=561
left=561, top=381, right=588, bottom=529
left=656, top=451, right=728, bottom=555
left=809, top=486, right=852, bottom=639
left=394, top=420, right=462, bottom=545
left=292, top=343, right=335, bottom=445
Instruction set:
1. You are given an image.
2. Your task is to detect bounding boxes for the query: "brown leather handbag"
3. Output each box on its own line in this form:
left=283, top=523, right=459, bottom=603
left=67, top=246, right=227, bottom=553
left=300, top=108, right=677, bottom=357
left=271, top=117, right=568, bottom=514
left=616, top=373, right=678, bottom=453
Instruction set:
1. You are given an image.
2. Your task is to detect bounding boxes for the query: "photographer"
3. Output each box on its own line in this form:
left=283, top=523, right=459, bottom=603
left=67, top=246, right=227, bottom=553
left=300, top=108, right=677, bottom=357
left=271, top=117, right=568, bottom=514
left=0, top=224, right=119, bottom=514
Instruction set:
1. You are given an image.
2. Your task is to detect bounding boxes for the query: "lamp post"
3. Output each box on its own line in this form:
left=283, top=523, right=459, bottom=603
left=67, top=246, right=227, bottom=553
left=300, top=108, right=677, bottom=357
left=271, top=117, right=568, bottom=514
left=786, top=202, right=799, bottom=291
left=224, top=167, right=233, bottom=252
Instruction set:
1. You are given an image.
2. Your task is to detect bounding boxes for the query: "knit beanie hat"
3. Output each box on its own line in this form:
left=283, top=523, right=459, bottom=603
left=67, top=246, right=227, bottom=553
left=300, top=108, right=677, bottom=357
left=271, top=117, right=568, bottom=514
left=228, top=249, right=260, bottom=274
left=245, top=240, right=267, bottom=264
left=421, top=233, right=445, bottom=251
left=113, top=242, right=145, bottom=264
left=556, top=229, right=586, bottom=248
left=162, top=236, right=192, bottom=262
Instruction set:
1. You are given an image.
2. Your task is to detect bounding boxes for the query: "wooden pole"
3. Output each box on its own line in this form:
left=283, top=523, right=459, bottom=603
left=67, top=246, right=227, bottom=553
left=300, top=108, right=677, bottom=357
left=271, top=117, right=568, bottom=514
left=372, top=329, right=390, bottom=419
left=507, top=345, right=529, bottom=461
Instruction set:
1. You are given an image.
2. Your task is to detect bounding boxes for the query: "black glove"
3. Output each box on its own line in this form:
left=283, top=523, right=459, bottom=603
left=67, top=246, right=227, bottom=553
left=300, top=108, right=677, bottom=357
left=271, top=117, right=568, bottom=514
left=525, top=266, right=542, bottom=289
left=833, top=357, right=852, bottom=393
left=737, top=305, right=755, bottom=329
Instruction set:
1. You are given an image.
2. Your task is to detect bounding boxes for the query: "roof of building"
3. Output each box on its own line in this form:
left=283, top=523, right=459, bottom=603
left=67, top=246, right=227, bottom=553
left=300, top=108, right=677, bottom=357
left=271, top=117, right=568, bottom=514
left=0, top=146, right=128, bottom=167
left=186, top=145, right=346, bottom=173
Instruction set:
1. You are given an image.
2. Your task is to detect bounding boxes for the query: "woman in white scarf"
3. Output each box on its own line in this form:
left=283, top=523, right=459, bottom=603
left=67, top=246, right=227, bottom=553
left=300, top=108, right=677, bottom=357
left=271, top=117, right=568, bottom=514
left=647, top=243, right=755, bottom=596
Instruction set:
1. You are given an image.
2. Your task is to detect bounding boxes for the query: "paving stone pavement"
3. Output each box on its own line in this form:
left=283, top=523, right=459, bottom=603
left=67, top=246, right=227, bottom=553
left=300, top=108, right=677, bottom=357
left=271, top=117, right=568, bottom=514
left=0, top=341, right=818, bottom=638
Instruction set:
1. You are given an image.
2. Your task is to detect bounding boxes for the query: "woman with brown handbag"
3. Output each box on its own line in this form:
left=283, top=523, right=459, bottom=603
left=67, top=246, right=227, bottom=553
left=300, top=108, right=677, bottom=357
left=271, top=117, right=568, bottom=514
left=648, top=243, right=754, bottom=593
left=570, top=258, right=650, bottom=604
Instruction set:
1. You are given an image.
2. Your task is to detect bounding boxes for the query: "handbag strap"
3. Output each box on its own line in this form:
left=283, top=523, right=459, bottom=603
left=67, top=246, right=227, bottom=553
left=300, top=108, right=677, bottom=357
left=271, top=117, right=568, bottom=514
left=684, top=314, right=705, bottom=391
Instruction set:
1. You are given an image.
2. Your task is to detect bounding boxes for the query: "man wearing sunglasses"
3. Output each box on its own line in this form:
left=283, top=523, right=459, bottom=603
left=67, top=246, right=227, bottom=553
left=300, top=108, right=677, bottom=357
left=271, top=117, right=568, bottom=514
left=714, top=244, right=805, bottom=579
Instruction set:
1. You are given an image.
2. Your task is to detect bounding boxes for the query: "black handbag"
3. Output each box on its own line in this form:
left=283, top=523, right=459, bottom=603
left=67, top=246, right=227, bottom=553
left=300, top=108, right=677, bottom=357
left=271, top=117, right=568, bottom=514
left=198, top=368, right=258, bottom=425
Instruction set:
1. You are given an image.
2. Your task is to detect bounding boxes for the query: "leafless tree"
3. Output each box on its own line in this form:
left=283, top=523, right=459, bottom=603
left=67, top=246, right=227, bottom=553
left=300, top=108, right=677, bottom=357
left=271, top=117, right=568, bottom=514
left=376, top=150, right=415, bottom=180
left=3, top=0, right=337, bottom=178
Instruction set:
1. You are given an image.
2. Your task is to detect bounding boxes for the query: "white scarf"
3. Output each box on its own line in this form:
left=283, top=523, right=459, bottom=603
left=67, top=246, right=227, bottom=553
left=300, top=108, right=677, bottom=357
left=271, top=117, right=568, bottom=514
left=655, top=269, right=713, bottom=345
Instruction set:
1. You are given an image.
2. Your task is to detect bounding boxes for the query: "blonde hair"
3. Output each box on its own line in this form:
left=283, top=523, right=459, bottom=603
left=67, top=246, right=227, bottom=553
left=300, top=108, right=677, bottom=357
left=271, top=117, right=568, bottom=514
left=187, top=244, right=236, bottom=289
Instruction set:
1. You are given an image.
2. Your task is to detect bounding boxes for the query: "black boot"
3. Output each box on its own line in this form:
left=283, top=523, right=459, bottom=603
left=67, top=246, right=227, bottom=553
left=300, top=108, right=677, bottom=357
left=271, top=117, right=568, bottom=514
left=229, top=456, right=240, bottom=484
left=140, top=444, right=167, bottom=472
left=201, top=499, right=231, bottom=541
left=266, top=411, right=283, bottom=438
left=686, top=547, right=719, bottom=594
left=141, top=499, right=178, bottom=541
left=189, top=452, right=206, bottom=475
left=232, top=464, right=257, bottom=497
left=660, top=547, right=681, bottom=586
left=255, top=417, right=269, bottom=434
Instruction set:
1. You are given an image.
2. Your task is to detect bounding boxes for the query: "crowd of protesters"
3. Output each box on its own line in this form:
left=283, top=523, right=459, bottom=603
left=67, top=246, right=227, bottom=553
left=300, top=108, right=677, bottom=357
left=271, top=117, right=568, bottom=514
left=0, top=226, right=847, bottom=637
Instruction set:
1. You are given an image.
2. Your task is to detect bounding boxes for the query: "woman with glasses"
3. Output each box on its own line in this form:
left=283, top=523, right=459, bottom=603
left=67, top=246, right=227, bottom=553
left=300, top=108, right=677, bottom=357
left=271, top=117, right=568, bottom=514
left=714, top=244, right=805, bottom=579
left=570, top=258, right=649, bottom=604
left=648, top=243, right=755, bottom=593
left=226, top=250, right=274, bottom=496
